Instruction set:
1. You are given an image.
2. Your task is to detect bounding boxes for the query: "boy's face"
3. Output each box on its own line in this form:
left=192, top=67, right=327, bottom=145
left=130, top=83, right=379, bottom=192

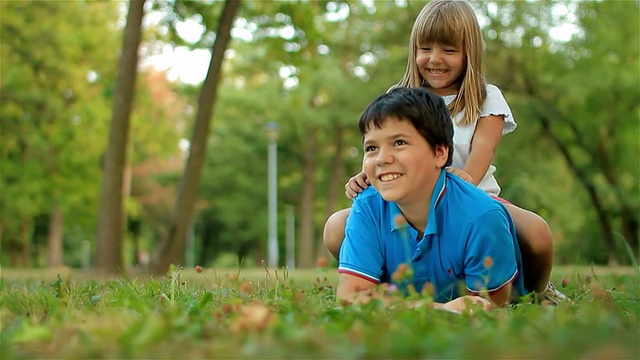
left=362, top=116, right=448, bottom=207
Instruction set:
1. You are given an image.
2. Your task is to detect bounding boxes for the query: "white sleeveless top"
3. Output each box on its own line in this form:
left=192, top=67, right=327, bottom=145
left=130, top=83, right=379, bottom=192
left=442, top=84, right=516, bottom=196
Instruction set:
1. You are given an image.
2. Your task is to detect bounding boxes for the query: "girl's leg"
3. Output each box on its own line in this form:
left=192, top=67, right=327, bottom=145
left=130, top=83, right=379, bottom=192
left=323, top=208, right=351, bottom=261
left=503, top=203, right=554, bottom=294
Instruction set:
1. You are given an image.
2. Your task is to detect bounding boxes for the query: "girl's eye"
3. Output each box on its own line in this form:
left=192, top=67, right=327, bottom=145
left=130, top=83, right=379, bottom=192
left=364, top=145, right=377, bottom=152
left=394, top=140, right=407, bottom=146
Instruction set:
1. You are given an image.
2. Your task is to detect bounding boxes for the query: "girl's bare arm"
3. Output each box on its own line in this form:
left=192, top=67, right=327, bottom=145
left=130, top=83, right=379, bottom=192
left=465, top=115, right=504, bottom=186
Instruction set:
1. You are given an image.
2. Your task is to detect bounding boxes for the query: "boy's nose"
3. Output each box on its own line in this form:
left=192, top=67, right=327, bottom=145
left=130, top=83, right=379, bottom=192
left=375, top=148, right=394, bottom=166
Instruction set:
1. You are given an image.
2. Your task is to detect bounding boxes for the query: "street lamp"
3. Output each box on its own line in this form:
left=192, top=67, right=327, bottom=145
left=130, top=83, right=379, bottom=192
left=265, top=121, right=279, bottom=268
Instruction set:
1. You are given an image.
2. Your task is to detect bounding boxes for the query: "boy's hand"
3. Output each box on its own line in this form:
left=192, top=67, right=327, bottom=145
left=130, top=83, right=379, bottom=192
left=345, top=171, right=370, bottom=199
left=446, top=167, right=473, bottom=183
left=440, top=295, right=493, bottom=313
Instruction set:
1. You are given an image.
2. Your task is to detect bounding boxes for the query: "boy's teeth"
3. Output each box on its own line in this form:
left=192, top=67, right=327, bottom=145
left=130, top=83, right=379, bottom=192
left=381, top=174, right=401, bottom=181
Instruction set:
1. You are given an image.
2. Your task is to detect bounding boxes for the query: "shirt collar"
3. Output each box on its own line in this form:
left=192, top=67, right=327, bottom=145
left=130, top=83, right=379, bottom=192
left=425, top=169, right=447, bottom=235
left=389, top=169, right=447, bottom=235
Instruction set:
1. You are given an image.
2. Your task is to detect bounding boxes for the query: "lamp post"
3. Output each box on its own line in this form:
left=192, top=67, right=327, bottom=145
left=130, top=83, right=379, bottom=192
left=265, top=121, right=279, bottom=268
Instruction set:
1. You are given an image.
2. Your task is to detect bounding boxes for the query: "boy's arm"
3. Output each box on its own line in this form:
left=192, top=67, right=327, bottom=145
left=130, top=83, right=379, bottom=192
left=468, top=282, right=512, bottom=307
left=464, top=209, right=520, bottom=307
left=337, top=273, right=494, bottom=312
left=336, top=273, right=379, bottom=303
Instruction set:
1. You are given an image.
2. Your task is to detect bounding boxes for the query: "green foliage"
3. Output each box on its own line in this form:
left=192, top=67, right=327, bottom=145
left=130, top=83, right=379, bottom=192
left=194, top=1, right=422, bottom=266
left=0, top=1, right=190, bottom=267
left=0, top=267, right=638, bottom=358
left=479, top=0, right=639, bottom=263
left=2, top=0, right=637, bottom=267
left=0, top=0, right=120, bottom=263
left=193, top=0, right=639, bottom=266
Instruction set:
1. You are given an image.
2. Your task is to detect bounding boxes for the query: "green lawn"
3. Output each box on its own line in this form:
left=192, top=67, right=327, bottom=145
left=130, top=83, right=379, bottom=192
left=1, top=265, right=638, bottom=359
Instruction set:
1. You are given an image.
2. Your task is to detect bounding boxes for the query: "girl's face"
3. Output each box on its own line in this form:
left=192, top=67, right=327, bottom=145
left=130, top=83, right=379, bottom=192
left=415, top=42, right=466, bottom=96
left=362, top=117, right=447, bottom=208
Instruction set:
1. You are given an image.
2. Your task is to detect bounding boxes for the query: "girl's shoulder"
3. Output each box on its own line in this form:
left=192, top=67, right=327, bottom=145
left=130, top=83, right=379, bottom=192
left=482, top=83, right=510, bottom=107
left=481, top=83, right=517, bottom=133
left=485, top=83, right=504, bottom=98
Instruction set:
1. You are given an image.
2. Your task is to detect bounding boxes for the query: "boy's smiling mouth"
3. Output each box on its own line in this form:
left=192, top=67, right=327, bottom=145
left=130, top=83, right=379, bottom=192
left=379, top=173, right=403, bottom=182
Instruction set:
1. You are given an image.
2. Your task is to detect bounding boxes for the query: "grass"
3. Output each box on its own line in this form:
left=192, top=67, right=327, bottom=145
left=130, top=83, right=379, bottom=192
left=1, top=265, right=638, bottom=359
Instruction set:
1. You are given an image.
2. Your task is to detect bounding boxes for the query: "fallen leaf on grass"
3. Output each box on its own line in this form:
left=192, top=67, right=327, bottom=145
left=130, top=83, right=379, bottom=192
left=231, top=303, right=275, bottom=334
left=239, top=281, right=252, bottom=295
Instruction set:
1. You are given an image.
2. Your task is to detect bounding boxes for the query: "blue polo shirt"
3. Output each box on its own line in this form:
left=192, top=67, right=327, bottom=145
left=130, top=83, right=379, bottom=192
left=338, top=170, right=528, bottom=303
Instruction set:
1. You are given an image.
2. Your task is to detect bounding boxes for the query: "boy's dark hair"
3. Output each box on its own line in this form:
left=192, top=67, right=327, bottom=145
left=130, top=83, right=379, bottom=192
left=358, top=87, right=454, bottom=166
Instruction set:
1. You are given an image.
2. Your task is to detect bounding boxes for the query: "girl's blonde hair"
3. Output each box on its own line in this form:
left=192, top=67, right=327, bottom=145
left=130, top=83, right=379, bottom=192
left=395, top=0, right=486, bottom=126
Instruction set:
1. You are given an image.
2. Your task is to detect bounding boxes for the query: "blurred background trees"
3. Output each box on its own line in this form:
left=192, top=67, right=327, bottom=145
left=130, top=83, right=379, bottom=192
left=1, top=0, right=638, bottom=271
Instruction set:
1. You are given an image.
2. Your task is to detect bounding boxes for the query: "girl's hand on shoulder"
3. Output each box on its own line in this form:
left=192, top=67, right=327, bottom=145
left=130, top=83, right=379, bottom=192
left=345, top=171, right=370, bottom=199
left=446, top=167, right=473, bottom=183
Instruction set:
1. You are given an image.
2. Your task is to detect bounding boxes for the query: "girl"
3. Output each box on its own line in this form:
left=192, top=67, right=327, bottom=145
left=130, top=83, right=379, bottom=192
left=324, top=0, right=568, bottom=304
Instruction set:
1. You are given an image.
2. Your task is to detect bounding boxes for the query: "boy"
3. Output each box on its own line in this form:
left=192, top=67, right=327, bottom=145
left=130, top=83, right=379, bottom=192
left=336, top=87, right=527, bottom=312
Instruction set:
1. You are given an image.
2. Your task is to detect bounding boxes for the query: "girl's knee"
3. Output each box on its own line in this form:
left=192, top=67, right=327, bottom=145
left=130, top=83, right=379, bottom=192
left=527, top=214, right=553, bottom=248
left=323, top=208, right=351, bottom=259
left=507, top=205, right=554, bottom=253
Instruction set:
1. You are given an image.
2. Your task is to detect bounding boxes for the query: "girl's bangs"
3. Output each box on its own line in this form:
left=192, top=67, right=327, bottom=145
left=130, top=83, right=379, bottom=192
left=415, top=12, right=462, bottom=48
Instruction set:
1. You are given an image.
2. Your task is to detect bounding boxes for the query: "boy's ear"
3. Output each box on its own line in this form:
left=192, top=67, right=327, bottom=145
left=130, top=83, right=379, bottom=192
left=434, top=145, right=448, bottom=167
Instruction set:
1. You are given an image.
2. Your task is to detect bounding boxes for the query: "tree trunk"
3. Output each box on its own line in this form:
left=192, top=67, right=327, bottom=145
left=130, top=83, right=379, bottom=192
left=130, top=218, right=142, bottom=265
left=122, top=163, right=133, bottom=264
left=20, top=217, right=30, bottom=267
left=621, top=208, right=639, bottom=259
left=95, top=0, right=145, bottom=274
left=47, top=204, right=64, bottom=267
left=149, top=0, right=241, bottom=275
left=297, top=127, right=318, bottom=268
left=10, top=248, right=18, bottom=267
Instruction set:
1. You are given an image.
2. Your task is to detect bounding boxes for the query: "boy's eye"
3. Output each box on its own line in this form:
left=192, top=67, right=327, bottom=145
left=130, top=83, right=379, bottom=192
left=364, top=145, right=377, bottom=152
left=394, top=140, right=406, bottom=146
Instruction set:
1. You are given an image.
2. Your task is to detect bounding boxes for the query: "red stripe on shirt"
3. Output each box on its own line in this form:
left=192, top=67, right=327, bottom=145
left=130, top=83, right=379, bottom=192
left=435, top=180, right=447, bottom=208
left=466, top=270, right=519, bottom=295
left=338, top=269, right=380, bottom=284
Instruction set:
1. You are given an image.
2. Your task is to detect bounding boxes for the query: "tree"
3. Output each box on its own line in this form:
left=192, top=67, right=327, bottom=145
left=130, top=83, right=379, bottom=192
left=478, top=0, right=639, bottom=264
left=95, top=0, right=146, bottom=273
left=150, top=0, right=241, bottom=274
left=0, top=0, right=119, bottom=267
left=127, top=70, right=188, bottom=266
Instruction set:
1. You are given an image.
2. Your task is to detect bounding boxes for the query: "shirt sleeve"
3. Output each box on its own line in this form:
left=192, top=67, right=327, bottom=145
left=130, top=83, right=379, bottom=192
left=337, top=197, right=385, bottom=284
left=462, top=208, right=519, bottom=293
left=482, top=84, right=517, bottom=135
